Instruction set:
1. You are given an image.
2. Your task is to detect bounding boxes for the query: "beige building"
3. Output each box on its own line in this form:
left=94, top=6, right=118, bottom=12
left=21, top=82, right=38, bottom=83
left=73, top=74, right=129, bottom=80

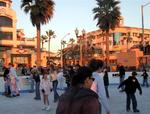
left=64, top=17, right=150, bottom=69
left=84, top=19, right=150, bottom=69
left=0, top=0, right=57, bottom=68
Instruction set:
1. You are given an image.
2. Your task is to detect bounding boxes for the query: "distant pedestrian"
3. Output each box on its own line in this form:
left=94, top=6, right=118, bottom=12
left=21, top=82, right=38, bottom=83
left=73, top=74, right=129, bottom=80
left=88, top=59, right=110, bottom=114
left=103, top=68, right=109, bottom=98
left=40, top=73, right=51, bottom=111
left=2, top=66, right=11, bottom=97
left=118, top=71, right=142, bottom=112
left=50, top=67, right=59, bottom=102
left=31, top=66, right=41, bottom=100
left=65, top=66, right=75, bottom=88
left=8, top=63, right=20, bottom=97
left=118, top=64, right=125, bottom=91
left=141, top=69, right=149, bottom=87
left=57, top=69, right=65, bottom=90
left=56, top=66, right=100, bottom=114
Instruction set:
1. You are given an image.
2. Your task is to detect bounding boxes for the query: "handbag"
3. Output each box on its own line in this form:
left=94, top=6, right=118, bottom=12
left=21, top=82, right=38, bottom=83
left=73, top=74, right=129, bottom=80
left=41, top=89, right=45, bottom=93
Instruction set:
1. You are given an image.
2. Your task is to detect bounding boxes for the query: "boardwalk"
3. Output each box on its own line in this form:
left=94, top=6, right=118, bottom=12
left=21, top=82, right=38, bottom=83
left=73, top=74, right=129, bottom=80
left=0, top=85, right=150, bottom=114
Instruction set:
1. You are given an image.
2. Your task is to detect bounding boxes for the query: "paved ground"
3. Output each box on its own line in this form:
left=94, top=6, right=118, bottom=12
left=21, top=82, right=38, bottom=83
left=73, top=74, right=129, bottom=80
left=0, top=85, right=150, bottom=114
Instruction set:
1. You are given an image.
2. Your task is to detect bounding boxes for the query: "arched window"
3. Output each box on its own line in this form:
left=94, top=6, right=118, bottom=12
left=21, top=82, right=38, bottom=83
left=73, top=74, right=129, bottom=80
left=0, top=2, right=6, bottom=7
left=0, top=16, right=12, bottom=27
left=0, top=32, right=13, bottom=40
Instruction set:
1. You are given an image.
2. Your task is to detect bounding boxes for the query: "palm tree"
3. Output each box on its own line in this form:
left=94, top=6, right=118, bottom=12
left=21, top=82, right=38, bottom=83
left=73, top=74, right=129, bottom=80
left=45, top=30, right=55, bottom=60
left=93, top=0, right=121, bottom=66
left=61, top=40, right=67, bottom=67
left=41, top=35, right=48, bottom=49
left=87, top=35, right=95, bottom=48
left=69, top=38, right=75, bottom=62
left=21, top=0, right=55, bottom=66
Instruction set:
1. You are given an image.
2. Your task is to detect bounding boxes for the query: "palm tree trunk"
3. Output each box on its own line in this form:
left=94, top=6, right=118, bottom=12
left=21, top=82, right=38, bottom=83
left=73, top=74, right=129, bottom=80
left=36, top=24, right=41, bottom=66
left=48, top=38, right=51, bottom=60
left=106, top=31, right=110, bottom=67
left=127, top=39, right=128, bottom=51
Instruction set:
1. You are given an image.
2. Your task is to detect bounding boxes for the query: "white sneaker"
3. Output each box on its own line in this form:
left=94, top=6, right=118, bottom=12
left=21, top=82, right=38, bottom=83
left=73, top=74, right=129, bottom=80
left=41, top=105, right=46, bottom=110
left=46, top=106, right=50, bottom=111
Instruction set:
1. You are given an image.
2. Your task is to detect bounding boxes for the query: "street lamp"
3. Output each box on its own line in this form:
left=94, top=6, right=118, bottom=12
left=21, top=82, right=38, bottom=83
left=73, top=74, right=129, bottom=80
left=75, top=28, right=86, bottom=66
left=61, top=33, right=70, bottom=68
left=141, top=2, right=150, bottom=44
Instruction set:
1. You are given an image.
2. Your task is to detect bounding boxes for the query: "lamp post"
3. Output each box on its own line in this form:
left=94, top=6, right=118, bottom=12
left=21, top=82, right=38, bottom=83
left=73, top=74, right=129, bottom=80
left=141, top=2, right=150, bottom=44
left=75, top=28, right=86, bottom=66
left=61, top=33, right=70, bottom=68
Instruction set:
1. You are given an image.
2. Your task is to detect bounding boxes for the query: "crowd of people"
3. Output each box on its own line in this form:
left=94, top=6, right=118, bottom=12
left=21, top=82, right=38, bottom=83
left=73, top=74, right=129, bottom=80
left=1, top=59, right=149, bottom=113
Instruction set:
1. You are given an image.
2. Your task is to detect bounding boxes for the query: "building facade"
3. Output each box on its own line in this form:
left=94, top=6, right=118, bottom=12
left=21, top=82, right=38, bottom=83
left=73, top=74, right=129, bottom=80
left=64, top=18, right=150, bottom=70
left=0, top=0, right=57, bottom=68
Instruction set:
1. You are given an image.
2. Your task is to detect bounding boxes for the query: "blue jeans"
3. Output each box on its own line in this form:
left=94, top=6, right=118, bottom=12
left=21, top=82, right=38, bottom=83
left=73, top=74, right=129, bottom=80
left=52, top=80, right=59, bottom=102
left=143, top=78, right=149, bottom=87
left=120, top=75, right=125, bottom=90
left=30, top=78, right=34, bottom=92
left=126, top=93, right=137, bottom=111
left=35, top=82, right=41, bottom=99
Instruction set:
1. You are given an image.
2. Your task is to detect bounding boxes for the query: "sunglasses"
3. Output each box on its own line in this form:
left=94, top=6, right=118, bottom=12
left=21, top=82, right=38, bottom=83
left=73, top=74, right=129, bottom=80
left=89, top=77, right=95, bottom=81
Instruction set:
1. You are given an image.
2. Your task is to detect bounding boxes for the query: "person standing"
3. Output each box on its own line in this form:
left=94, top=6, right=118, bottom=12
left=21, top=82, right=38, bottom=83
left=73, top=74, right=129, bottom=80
left=141, top=69, right=149, bottom=87
left=118, top=64, right=125, bottom=91
left=56, top=66, right=100, bottom=114
left=40, top=73, right=51, bottom=111
left=118, top=71, right=142, bottom=112
left=8, top=63, right=20, bottom=97
left=88, top=59, right=110, bottom=114
left=57, top=69, right=65, bottom=90
left=50, top=66, right=59, bottom=102
left=2, top=66, right=11, bottom=97
left=103, top=68, right=109, bottom=98
left=31, top=66, right=41, bottom=100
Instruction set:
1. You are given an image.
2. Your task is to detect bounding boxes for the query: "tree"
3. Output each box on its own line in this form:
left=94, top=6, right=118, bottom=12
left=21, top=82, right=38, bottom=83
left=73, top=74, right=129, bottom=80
left=21, top=0, right=55, bottom=66
left=69, top=38, right=75, bottom=62
left=45, top=30, right=55, bottom=60
left=41, top=35, right=48, bottom=49
left=93, top=0, right=121, bottom=66
left=123, top=32, right=132, bottom=51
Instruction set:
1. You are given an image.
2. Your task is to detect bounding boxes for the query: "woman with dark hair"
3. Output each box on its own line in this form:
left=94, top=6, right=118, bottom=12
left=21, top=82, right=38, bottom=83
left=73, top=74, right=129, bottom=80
left=88, top=59, right=110, bottom=114
left=56, top=66, right=100, bottom=114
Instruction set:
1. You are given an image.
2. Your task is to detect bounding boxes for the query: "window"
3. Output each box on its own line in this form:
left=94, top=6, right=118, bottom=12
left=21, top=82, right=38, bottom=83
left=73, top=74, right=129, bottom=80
left=0, top=16, right=12, bottom=27
left=0, top=2, right=6, bottom=7
left=0, top=32, right=13, bottom=40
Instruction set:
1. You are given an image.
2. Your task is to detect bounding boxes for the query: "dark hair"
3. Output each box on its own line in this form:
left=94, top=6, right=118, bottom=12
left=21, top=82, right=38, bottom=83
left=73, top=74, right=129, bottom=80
left=71, top=66, right=92, bottom=86
left=8, top=63, right=14, bottom=67
left=88, top=59, right=104, bottom=72
left=132, top=71, right=137, bottom=76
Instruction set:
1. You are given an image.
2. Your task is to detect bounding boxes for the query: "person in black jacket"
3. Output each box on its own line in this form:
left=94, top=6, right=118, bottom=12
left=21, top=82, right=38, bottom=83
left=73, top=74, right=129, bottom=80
left=56, top=66, right=100, bottom=114
left=3, top=66, right=11, bottom=97
left=103, top=68, right=109, bottom=98
left=118, top=71, right=142, bottom=112
left=31, top=66, right=41, bottom=100
left=141, top=69, right=149, bottom=87
left=118, top=64, right=125, bottom=91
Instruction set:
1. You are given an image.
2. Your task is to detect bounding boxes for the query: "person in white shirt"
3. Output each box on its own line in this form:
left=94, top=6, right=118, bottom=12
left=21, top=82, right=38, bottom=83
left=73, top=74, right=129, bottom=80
left=8, top=63, right=20, bottom=97
left=88, top=59, right=110, bottom=114
left=57, top=69, right=65, bottom=90
left=40, top=73, right=51, bottom=111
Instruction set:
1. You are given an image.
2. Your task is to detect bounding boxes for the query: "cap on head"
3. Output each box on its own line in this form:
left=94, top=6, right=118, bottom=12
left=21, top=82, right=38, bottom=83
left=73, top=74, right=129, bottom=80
left=132, top=71, right=137, bottom=76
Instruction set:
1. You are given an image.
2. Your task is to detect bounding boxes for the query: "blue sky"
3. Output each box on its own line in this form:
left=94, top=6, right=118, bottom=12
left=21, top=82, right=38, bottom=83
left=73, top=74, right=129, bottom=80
left=12, top=0, right=150, bottom=52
